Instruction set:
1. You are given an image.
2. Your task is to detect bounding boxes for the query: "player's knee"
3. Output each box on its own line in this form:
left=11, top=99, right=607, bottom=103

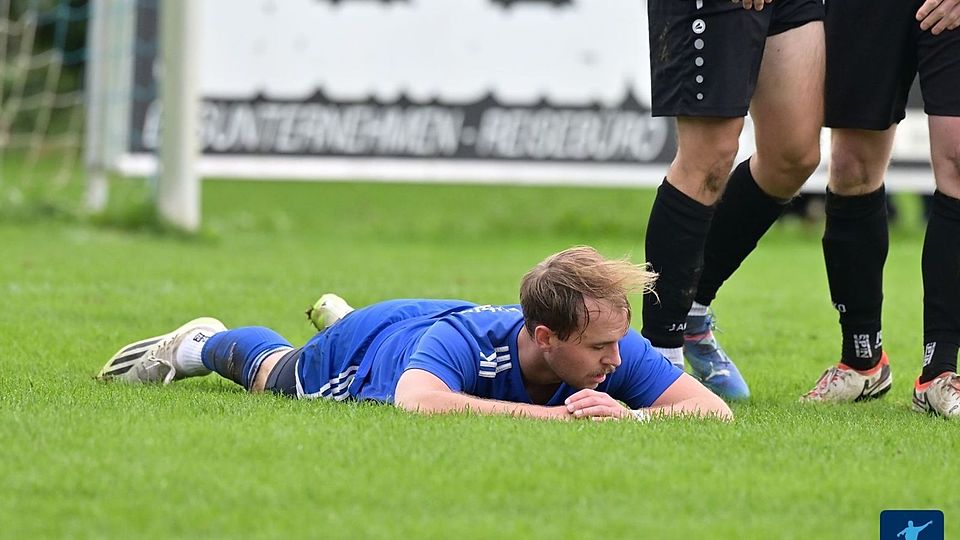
left=828, top=148, right=880, bottom=193
left=676, top=139, right=739, bottom=193
left=933, top=139, right=960, bottom=181
left=765, top=143, right=821, bottom=187
left=793, top=144, right=821, bottom=179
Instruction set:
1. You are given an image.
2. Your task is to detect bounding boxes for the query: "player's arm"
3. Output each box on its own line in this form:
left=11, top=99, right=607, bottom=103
left=645, top=373, right=733, bottom=421
left=916, top=0, right=960, bottom=35
left=394, top=368, right=573, bottom=420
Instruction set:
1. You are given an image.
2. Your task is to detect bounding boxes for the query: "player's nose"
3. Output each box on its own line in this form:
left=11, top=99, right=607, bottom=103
left=603, top=343, right=622, bottom=368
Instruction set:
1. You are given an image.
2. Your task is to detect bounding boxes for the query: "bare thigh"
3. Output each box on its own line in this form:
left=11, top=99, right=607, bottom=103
left=250, top=350, right=288, bottom=393
left=750, top=21, right=825, bottom=198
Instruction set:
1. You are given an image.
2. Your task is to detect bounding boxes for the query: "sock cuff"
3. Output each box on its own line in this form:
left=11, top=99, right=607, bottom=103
left=727, top=159, right=791, bottom=206
left=825, top=185, right=887, bottom=219
left=653, top=346, right=684, bottom=368
left=658, top=178, right=716, bottom=224
left=932, top=190, right=960, bottom=221
left=688, top=302, right=709, bottom=317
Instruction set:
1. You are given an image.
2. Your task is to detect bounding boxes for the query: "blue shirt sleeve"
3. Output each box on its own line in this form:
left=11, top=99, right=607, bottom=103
left=405, top=320, right=478, bottom=394
left=605, top=329, right=683, bottom=408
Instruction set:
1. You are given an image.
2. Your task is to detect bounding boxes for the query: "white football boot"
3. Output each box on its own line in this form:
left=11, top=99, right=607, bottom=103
left=801, top=353, right=892, bottom=402
left=97, top=317, right=226, bottom=384
left=306, top=293, right=354, bottom=331
left=913, top=373, right=960, bottom=418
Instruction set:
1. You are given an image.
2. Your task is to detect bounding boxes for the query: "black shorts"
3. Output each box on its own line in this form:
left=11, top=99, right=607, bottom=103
left=824, top=0, right=960, bottom=129
left=264, top=347, right=301, bottom=397
left=649, top=0, right=825, bottom=118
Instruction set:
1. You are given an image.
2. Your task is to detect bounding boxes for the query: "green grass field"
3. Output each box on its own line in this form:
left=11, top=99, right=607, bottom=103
left=1, top=180, right=956, bottom=539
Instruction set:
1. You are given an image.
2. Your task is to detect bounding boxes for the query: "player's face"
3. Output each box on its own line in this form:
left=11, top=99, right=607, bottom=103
left=545, top=297, right=629, bottom=389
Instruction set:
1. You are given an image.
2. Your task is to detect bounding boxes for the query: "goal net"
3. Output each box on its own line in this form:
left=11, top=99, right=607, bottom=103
left=0, top=0, right=89, bottom=216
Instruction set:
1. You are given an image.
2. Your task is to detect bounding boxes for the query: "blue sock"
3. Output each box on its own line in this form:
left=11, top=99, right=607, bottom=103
left=201, top=327, right=293, bottom=390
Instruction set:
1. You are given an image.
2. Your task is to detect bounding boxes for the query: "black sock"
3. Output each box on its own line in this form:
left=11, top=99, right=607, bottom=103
left=642, top=179, right=715, bottom=348
left=920, top=191, right=960, bottom=383
left=695, top=159, right=790, bottom=306
left=822, top=186, right=888, bottom=370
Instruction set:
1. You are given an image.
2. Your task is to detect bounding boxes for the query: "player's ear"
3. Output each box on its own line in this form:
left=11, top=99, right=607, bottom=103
left=533, top=325, right=555, bottom=350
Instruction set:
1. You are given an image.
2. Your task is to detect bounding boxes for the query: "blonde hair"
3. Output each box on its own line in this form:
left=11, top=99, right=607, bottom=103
left=519, top=246, right=657, bottom=341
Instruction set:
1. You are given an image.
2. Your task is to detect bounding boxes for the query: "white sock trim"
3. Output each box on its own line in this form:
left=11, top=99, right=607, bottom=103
left=654, top=346, right=685, bottom=369
left=175, top=329, right=218, bottom=376
left=688, top=301, right=709, bottom=317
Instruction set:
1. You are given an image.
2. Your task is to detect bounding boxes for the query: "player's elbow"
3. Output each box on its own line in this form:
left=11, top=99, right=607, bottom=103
left=393, top=386, right=430, bottom=413
left=394, top=369, right=453, bottom=414
left=708, top=395, right=734, bottom=422
left=690, top=387, right=734, bottom=421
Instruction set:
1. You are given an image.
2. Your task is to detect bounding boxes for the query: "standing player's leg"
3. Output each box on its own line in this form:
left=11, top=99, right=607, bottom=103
left=642, top=116, right=742, bottom=369
left=914, top=115, right=960, bottom=417
left=643, top=0, right=767, bottom=378
left=911, top=20, right=960, bottom=416
left=685, top=18, right=824, bottom=400
left=800, top=0, right=917, bottom=402
left=802, top=128, right=895, bottom=402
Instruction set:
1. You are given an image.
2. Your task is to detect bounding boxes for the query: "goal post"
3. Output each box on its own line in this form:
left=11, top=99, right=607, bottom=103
left=84, top=0, right=200, bottom=231
left=155, top=0, right=199, bottom=231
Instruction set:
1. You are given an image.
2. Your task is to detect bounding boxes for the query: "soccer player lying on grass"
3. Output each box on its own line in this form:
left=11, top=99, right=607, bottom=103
left=97, top=246, right=732, bottom=421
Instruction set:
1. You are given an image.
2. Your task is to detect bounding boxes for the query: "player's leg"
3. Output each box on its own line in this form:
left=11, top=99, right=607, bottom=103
left=200, top=327, right=295, bottom=391
left=801, top=128, right=896, bottom=402
left=643, top=0, right=767, bottom=381
left=685, top=12, right=824, bottom=401
left=915, top=141, right=960, bottom=415
left=912, top=28, right=960, bottom=416
left=694, top=19, right=824, bottom=306
left=97, top=317, right=227, bottom=384
left=800, top=0, right=917, bottom=402
left=97, top=319, right=295, bottom=393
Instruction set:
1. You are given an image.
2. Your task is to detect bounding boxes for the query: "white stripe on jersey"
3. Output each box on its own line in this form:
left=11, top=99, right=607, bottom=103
left=479, top=348, right=513, bottom=378
left=302, top=364, right=360, bottom=399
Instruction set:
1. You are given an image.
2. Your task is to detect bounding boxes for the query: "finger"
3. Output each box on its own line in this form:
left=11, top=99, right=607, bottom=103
left=916, top=0, right=939, bottom=20
left=564, top=389, right=600, bottom=405
left=938, top=5, right=960, bottom=31
left=590, top=415, right=619, bottom=422
left=741, top=0, right=753, bottom=10
left=566, top=395, right=615, bottom=412
left=754, top=1, right=765, bottom=10
left=919, top=9, right=943, bottom=30
left=931, top=9, right=956, bottom=33
left=571, top=405, right=620, bottom=418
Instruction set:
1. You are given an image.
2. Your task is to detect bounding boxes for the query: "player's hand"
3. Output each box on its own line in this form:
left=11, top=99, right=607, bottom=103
left=735, top=0, right=773, bottom=12
left=564, top=389, right=631, bottom=420
left=916, top=0, right=960, bottom=34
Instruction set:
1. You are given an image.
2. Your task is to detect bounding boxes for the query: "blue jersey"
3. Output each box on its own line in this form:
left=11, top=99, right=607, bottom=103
left=295, top=299, right=682, bottom=409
